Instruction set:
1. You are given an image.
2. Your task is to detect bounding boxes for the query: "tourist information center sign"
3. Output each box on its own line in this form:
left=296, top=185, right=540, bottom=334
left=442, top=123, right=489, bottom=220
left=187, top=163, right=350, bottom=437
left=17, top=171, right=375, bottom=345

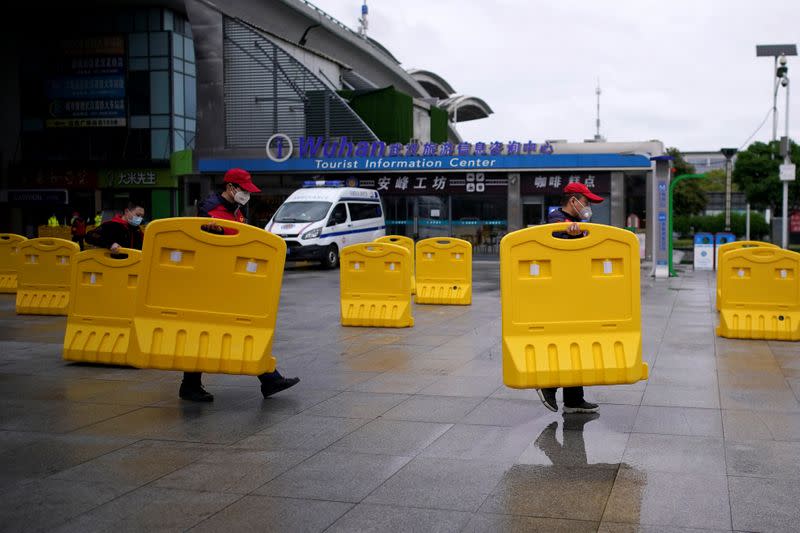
left=199, top=135, right=653, bottom=174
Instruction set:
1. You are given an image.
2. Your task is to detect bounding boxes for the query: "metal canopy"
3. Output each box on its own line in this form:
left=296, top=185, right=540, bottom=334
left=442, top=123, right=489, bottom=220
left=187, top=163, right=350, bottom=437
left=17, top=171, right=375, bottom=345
left=756, top=44, right=797, bottom=57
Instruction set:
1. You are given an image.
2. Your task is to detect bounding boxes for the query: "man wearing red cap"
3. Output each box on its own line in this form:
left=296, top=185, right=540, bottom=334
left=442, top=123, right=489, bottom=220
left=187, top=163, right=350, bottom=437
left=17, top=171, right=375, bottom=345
left=537, top=181, right=604, bottom=414
left=179, top=168, right=300, bottom=402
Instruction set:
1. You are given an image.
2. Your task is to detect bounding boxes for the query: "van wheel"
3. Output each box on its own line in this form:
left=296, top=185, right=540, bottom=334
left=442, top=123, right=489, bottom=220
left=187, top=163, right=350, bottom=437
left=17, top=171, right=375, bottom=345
left=322, top=244, right=339, bottom=269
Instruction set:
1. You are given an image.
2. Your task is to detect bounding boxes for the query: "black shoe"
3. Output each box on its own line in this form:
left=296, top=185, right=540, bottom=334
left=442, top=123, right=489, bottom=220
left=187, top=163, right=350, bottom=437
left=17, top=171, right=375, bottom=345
left=179, top=384, right=214, bottom=402
left=563, top=401, right=599, bottom=414
left=537, top=388, right=558, bottom=412
left=261, top=377, right=300, bottom=398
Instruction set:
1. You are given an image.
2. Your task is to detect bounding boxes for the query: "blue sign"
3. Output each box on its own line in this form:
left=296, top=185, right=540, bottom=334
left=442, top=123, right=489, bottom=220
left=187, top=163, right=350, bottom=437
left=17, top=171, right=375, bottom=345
left=47, top=75, right=125, bottom=99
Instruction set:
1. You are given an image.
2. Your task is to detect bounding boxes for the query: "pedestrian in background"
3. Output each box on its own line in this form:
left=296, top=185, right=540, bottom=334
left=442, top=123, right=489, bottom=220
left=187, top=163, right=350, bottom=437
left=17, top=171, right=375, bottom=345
left=85, top=201, right=145, bottom=253
left=70, top=211, right=87, bottom=251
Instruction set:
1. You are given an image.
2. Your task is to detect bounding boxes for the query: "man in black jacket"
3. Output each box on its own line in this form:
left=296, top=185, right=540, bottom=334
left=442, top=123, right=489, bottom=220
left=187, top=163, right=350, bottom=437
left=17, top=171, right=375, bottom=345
left=537, top=182, right=603, bottom=414
left=85, top=202, right=145, bottom=252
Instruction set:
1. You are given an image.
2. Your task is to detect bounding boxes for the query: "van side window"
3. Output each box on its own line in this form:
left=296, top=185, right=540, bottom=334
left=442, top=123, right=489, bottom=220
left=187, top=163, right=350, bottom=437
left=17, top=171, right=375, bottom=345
left=328, top=203, right=347, bottom=226
left=348, top=202, right=382, bottom=221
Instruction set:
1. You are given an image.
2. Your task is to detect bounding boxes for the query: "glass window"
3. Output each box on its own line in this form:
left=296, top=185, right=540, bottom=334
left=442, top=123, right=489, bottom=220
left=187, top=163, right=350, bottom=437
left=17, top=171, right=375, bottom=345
left=173, top=130, right=185, bottom=151
left=128, top=71, right=149, bottom=115
left=150, top=57, right=169, bottom=71
left=129, top=57, right=148, bottom=71
left=151, top=115, right=170, bottom=128
left=173, top=73, right=184, bottom=117
left=172, top=33, right=183, bottom=58
left=184, top=76, right=196, bottom=119
left=328, top=203, right=347, bottom=225
left=173, top=58, right=184, bottom=74
left=273, top=202, right=332, bottom=223
left=348, top=202, right=382, bottom=221
left=151, top=129, right=169, bottom=159
left=134, top=11, right=148, bottom=32
left=185, top=118, right=196, bottom=132
left=149, top=32, right=168, bottom=57
left=150, top=71, right=169, bottom=114
left=173, top=116, right=185, bottom=130
left=129, top=33, right=147, bottom=57
left=130, top=115, right=149, bottom=129
left=149, top=8, right=162, bottom=31
left=184, top=36, right=195, bottom=63
left=184, top=62, right=196, bottom=76
left=163, top=9, right=174, bottom=31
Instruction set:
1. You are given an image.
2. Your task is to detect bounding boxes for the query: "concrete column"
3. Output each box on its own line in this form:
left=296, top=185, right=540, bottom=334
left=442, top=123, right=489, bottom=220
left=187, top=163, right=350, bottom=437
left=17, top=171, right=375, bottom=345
left=507, top=173, right=522, bottom=232
left=610, top=171, right=625, bottom=228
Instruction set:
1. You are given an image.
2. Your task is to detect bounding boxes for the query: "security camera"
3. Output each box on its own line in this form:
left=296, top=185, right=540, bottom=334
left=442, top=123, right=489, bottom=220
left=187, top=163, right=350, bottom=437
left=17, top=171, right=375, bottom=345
left=779, top=54, right=788, bottom=66
left=782, top=77, right=789, bottom=87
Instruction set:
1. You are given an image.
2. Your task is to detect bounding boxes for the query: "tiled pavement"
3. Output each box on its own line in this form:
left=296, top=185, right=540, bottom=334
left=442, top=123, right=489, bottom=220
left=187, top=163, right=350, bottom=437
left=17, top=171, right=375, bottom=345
left=1, top=263, right=799, bottom=532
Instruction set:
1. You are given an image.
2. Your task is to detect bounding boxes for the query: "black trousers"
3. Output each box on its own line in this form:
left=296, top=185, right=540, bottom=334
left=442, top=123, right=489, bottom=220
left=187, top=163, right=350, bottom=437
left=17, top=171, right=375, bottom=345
left=182, top=371, right=280, bottom=387
left=543, top=386, right=585, bottom=406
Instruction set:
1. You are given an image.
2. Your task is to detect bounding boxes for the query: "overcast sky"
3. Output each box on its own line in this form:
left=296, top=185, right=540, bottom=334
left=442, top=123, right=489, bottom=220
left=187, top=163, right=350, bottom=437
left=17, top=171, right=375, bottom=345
left=313, top=0, right=800, bottom=152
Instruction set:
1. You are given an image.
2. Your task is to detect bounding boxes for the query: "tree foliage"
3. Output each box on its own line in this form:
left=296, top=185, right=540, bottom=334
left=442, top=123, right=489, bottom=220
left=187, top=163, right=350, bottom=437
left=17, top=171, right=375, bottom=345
left=732, top=140, right=800, bottom=214
left=667, top=147, right=707, bottom=216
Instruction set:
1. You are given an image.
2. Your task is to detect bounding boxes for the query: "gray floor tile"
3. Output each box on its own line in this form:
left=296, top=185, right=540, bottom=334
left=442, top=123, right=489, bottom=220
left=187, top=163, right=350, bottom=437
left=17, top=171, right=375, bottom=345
left=719, top=387, right=800, bottom=412
left=189, top=495, right=352, bottom=533
left=51, top=439, right=222, bottom=489
left=598, top=523, right=730, bottom=532
left=516, top=420, right=629, bottom=468
left=726, top=439, right=800, bottom=479
left=465, top=513, right=598, bottom=533
left=417, top=375, right=503, bottom=397
left=365, top=456, right=509, bottom=512
left=621, top=433, right=726, bottom=474
left=54, top=486, right=240, bottom=532
left=256, top=449, right=411, bottom=502
left=152, top=448, right=312, bottom=494
left=461, top=398, right=550, bottom=427
left=480, top=464, right=616, bottom=521
left=0, top=478, right=133, bottom=533
left=327, top=503, right=471, bottom=533
left=0, top=399, right=138, bottom=433
left=348, top=372, right=441, bottom=394
left=729, top=475, right=800, bottom=533
left=642, top=383, right=720, bottom=409
left=381, top=395, right=483, bottom=423
left=723, top=409, right=800, bottom=441
left=602, top=467, right=731, bottom=530
left=235, top=413, right=368, bottom=452
left=420, top=422, right=538, bottom=462
left=632, top=406, right=723, bottom=437
left=72, top=406, right=204, bottom=439
left=305, top=391, right=409, bottom=418
left=331, top=418, right=451, bottom=456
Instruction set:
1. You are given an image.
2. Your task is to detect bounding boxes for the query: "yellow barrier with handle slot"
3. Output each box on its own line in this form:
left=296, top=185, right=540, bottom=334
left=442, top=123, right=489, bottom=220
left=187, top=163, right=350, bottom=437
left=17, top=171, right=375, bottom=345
left=716, top=247, right=800, bottom=340
left=16, top=238, right=80, bottom=315
left=375, top=235, right=416, bottom=294
left=501, top=223, right=648, bottom=389
left=415, top=237, right=472, bottom=305
left=63, top=248, right=142, bottom=365
left=128, top=218, right=286, bottom=375
left=340, top=242, right=413, bottom=327
left=0, top=234, right=26, bottom=293
left=715, top=241, right=779, bottom=311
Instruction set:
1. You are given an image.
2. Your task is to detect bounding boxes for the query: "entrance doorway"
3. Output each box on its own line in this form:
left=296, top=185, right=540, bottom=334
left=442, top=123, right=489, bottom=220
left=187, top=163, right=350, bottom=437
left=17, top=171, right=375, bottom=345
left=523, top=196, right=545, bottom=227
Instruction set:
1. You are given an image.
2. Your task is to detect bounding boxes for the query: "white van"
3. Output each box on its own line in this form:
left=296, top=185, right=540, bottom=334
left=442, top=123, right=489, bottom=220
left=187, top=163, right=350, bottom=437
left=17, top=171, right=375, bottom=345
left=265, top=181, right=386, bottom=268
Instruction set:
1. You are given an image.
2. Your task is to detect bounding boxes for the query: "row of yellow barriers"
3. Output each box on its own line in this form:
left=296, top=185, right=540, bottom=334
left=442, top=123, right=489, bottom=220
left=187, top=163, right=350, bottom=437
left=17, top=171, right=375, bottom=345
left=339, top=236, right=473, bottom=328
left=715, top=241, right=799, bottom=341
left=4, top=220, right=287, bottom=375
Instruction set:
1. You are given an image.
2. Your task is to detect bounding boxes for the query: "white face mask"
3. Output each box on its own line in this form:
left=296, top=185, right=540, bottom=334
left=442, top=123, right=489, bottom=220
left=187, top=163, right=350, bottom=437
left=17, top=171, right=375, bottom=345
left=129, top=215, right=143, bottom=226
left=573, top=198, right=592, bottom=221
left=234, top=190, right=251, bottom=205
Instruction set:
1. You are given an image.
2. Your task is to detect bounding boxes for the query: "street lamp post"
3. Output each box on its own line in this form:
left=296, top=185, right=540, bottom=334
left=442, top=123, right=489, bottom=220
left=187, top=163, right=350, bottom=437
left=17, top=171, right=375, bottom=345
left=780, top=70, right=793, bottom=249
left=756, top=44, right=797, bottom=149
left=721, top=148, right=737, bottom=232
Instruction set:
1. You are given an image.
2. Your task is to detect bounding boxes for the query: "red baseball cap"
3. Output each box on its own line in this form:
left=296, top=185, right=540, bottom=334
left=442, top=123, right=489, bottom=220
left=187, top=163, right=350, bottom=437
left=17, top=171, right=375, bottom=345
left=224, top=168, right=261, bottom=193
left=564, top=182, right=603, bottom=203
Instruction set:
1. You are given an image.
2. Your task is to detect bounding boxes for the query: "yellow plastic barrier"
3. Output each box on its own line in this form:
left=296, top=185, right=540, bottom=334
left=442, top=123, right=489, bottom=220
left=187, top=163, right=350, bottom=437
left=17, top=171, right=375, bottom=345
left=129, top=218, right=286, bottom=375
left=16, top=238, right=80, bottom=315
left=716, top=247, right=800, bottom=341
left=375, top=235, right=416, bottom=294
left=715, top=241, right=779, bottom=311
left=415, top=237, right=472, bottom=305
left=500, top=223, right=648, bottom=389
left=340, top=242, right=414, bottom=327
left=63, top=249, right=142, bottom=365
left=0, top=234, right=27, bottom=293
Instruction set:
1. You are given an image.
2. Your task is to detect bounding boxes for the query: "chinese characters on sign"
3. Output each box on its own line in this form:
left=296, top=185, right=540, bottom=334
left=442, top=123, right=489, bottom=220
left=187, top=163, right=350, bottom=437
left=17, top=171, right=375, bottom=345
left=353, top=173, right=508, bottom=195
left=521, top=173, right=611, bottom=195
left=116, top=171, right=157, bottom=186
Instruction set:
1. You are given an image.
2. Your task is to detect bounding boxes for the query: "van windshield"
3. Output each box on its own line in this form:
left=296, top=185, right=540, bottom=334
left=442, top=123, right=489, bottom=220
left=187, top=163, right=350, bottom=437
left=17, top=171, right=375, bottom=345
left=273, top=201, right=332, bottom=223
